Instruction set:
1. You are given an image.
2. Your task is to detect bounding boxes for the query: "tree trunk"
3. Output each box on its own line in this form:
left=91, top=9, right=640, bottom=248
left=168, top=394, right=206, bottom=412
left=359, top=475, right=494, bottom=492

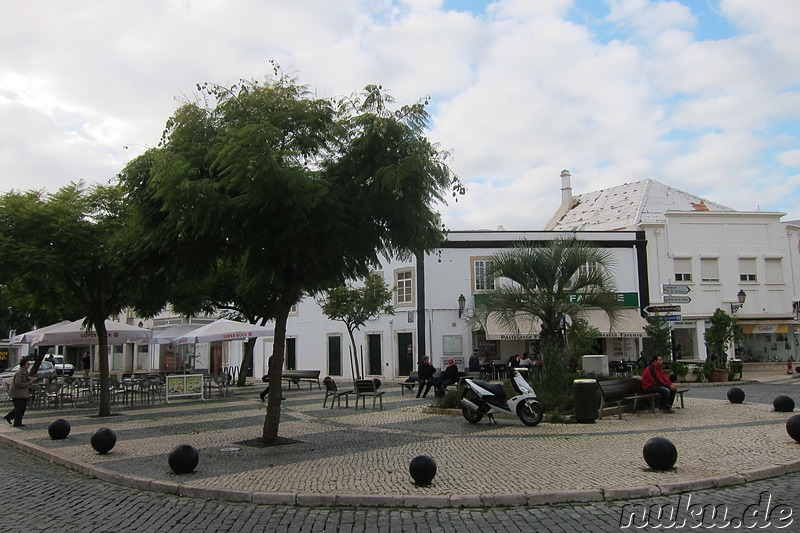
left=96, top=321, right=112, bottom=417
left=347, top=328, right=360, bottom=379
left=237, top=337, right=257, bottom=387
left=262, top=304, right=290, bottom=445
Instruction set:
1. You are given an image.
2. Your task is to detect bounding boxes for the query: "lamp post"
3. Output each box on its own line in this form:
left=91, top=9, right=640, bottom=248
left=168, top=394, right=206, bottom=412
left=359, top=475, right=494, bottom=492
left=730, top=289, right=746, bottom=314
left=458, top=294, right=466, bottom=318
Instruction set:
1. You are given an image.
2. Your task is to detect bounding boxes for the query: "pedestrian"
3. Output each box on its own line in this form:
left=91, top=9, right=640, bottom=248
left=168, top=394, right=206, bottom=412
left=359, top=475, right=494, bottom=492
left=82, top=351, right=91, bottom=378
left=468, top=349, right=481, bottom=372
left=435, top=357, right=459, bottom=398
left=4, top=359, right=38, bottom=427
left=641, top=355, right=678, bottom=413
left=787, top=357, right=794, bottom=375
left=260, top=356, right=285, bottom=401
left=416, top=356, right=435, bottom=398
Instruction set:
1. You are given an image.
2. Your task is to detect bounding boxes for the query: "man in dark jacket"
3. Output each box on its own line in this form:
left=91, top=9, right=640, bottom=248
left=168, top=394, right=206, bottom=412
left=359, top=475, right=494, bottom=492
left=435, top=357, right=460, bottom=398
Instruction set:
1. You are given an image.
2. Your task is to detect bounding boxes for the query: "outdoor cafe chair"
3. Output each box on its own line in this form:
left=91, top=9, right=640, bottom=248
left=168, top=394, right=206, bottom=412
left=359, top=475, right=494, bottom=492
left=322, top=377, right=352, bottom=408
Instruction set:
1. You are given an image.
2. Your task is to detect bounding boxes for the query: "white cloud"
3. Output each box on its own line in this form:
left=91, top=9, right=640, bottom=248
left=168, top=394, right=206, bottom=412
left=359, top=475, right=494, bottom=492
left=0, top=0, right=798, bottom=228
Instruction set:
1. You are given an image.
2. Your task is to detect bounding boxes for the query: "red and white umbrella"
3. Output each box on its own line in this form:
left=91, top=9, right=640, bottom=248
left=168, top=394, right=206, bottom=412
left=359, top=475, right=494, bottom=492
left=173, top=318, right=274, bottom=345
left=32, top=318, right=152, bottom=346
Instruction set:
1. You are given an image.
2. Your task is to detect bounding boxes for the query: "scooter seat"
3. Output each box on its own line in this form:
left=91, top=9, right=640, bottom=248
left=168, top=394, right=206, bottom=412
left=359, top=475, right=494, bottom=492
left=472, top=380, right=506, bottom=401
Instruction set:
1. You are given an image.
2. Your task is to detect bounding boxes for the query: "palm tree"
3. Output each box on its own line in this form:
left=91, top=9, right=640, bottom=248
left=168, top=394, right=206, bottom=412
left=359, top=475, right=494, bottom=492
left=476, top=238, right=622, bottom=350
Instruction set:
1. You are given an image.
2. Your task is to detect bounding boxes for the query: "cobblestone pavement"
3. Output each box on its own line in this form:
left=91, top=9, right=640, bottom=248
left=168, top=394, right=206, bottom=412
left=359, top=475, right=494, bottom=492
left=1, top=373, right=799, bottom=521
left=2, top=442, right=799, bottom=532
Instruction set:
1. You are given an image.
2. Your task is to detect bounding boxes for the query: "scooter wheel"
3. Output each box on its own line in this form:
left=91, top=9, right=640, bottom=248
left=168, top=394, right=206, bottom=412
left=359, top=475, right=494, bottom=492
left=462, top=407, right=483, bottom=424
left=517, top=400, right=543, bottom=427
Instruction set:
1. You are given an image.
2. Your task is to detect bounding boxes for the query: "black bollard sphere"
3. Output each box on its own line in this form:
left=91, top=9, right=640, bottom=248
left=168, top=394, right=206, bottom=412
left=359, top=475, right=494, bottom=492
left=727, top=387, right=745, bottom=404
left=48, top=418, right=71, bottom=440
left=773, top=396, right=795, bottom=413
left=168, top=444, right=199, bottom=475
left=373, top=378, right=382, bottom=390
left=409, top=454, right=437, bottom=485
left=787, top=415, right=800, bottom=443
left=90, top=427, right=117, bottom=454
left=642, top=437, right=678, bottom=470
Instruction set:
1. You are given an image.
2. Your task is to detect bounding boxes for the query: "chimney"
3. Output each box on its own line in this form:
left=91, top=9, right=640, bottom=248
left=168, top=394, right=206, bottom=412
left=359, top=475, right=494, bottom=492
left=560, top=169, right=572, bottom=207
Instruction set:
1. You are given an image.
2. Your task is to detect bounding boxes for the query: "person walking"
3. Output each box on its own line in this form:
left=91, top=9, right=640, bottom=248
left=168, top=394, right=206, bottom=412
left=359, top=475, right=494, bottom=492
left=641, top=355, right=677, bottom=413
left=4, top=359, right=38, bottom=427
left=82, top=351, right=91, bottom=378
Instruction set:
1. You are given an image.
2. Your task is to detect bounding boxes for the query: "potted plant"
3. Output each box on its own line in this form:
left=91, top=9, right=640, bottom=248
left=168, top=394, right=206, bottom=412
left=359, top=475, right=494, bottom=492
left=669, top=361, right=689, bottom=383
left=704, top=308, right=741, bottom=382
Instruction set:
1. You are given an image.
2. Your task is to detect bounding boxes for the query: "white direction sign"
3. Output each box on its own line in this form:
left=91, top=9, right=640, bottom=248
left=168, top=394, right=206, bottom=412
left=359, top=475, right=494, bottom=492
left=663, top=295, right=691, bottom=303
left=662, top=284, right=691, bottom=294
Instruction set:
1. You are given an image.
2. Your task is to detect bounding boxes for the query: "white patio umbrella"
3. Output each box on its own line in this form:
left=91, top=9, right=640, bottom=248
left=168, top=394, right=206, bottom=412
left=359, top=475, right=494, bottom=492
left=32, top=318, right=153, bottom=346
left=10, top=320, right=71, bottom=344
left=174, top=318, right=274, bottom=345
left=139, top=322, right=211, bottom=345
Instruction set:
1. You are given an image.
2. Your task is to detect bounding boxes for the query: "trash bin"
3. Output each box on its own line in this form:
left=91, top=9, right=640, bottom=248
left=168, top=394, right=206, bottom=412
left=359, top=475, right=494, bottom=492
left=573, top=379, right=599, bottom=423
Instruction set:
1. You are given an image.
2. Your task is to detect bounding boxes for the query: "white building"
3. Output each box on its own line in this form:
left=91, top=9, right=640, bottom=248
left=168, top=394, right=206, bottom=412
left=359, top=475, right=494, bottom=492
left=263, top=229, right=649, bottom=380
left=545, top=171, right=799, bottom=366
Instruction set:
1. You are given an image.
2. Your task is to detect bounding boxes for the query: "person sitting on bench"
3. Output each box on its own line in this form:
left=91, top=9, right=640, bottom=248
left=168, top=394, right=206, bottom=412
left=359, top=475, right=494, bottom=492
left=641, top=355, right=677, bottom=413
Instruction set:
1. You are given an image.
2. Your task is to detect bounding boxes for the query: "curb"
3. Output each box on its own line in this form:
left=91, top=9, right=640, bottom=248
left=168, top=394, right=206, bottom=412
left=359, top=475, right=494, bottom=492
left=4, top=431, right=800, bottom=508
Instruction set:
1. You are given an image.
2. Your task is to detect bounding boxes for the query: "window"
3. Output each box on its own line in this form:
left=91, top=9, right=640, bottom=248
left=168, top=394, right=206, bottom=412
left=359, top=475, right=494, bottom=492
left=567, top=261, right=600, bottom=289
left=673, top=258, right=692, bottom=282
left=765, top=258, right=784, bottom=283
left=394, top=268, right=414, bottom=306
left=700, top=258, right=719, bottom=282
left=472, top=258, right=495, bottom=292
left=738, top=258, right=757, bottom=282
left=289, top=304, right=298, bottom=316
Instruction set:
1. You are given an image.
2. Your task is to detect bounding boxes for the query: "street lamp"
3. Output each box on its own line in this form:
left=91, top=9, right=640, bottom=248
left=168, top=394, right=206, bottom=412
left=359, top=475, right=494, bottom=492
left=730, top=289, right=747, bottom=313
left=458, top=294, right=466, bottom=318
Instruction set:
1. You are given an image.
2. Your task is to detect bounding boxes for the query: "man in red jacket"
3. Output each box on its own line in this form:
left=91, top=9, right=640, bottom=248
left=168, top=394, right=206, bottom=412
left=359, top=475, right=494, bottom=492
left=641, top=356, right=678, bottom=413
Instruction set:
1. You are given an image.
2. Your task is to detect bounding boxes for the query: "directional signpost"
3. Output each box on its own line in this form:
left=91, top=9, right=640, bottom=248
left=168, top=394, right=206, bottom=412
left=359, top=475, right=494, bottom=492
left=644, top=304, right=682, bottom=314
left=663, top=295, right=691, bottom=303
left=662, top=284, right=690, bottom=294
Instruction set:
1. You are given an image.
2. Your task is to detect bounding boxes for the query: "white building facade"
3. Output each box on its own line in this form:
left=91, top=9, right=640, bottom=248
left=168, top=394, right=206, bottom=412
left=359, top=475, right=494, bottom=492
left=546, top=171, right=800, bottom=365
left=264, top=229, right=649, bottom=380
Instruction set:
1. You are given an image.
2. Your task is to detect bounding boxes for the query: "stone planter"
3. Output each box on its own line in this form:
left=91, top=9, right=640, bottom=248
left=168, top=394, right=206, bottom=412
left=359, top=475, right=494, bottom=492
left=709, top=369, right=729, bottom=383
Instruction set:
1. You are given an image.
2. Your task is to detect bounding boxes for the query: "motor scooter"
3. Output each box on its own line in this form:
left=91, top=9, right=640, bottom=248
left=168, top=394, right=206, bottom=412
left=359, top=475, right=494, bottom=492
left=460, top=369, right=543, bottom=426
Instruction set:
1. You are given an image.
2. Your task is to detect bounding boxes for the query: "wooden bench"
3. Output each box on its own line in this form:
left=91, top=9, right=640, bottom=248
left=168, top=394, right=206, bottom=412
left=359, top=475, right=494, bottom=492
left=399, top=371, right=419, bottom=396
left=281, top=370, right=321, bottom=390
left=598, top=377, right=660, bottom=420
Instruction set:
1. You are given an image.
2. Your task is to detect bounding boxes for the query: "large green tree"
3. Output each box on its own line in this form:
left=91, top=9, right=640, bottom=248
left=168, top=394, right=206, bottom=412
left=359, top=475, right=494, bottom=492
left=121, top=74, right=461, bottom=444
left=0, top=183, right=149, bottom=416
left=476, top=238, right=622, bottom=352
left=320, top=272, right=394, bottom=380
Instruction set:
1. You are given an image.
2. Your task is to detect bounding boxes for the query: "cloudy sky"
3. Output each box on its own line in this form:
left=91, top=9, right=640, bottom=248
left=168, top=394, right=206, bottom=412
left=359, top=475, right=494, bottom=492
left=1, top=0, right=798, bottom=230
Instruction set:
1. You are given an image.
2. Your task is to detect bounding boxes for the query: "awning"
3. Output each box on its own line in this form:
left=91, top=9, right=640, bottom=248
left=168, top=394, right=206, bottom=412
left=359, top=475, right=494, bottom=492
left=742, top=323, right=788, bottom=335
left=575, top=309, right=648, bottom=338
left=482, top=314, right=542, bottom=341
left=481, top=308, right=648, bottom=341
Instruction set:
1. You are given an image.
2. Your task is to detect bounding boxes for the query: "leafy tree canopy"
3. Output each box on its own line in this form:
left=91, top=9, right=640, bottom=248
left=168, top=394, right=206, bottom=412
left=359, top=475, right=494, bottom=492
left=120, top=70, right=461, bottom=443
left=477, top=238, right=621, bottom=349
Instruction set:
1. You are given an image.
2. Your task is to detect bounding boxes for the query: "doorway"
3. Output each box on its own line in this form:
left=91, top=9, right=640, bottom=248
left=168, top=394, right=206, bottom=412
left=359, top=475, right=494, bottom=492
left=367, top=334, right=382, bottom=376
left=328, top=335, right=342, bottom=376
left=397, top=332, right=414, bottom=376
left=286, top=337, right=297, bottom=370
